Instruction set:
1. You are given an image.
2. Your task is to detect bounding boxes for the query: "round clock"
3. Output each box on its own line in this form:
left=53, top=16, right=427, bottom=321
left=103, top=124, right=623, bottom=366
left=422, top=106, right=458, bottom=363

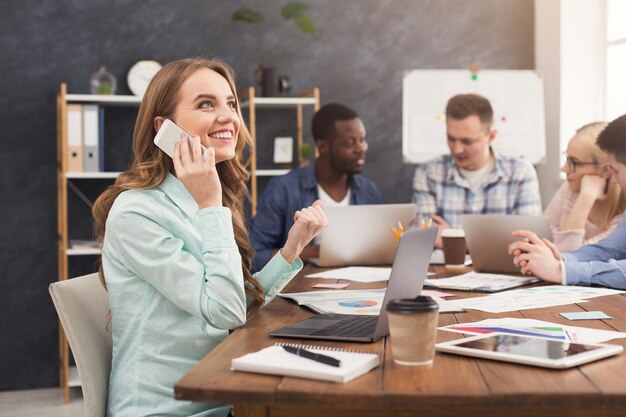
left=127, top=60, right=162, bottom=96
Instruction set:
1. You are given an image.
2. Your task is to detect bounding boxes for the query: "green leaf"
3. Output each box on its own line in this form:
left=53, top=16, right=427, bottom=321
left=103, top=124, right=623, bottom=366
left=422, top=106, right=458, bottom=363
left=296, top=14, right=316, bottom=34
left=300, top=143, right=312, bottom=159
left=232, top=8, right=264, bottom=24
left=281, top=1, right=309, bottom=19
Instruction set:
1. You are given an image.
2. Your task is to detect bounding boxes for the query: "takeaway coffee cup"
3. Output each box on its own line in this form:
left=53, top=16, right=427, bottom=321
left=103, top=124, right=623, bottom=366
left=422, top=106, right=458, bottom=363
left=386, top=296, right=439, bottom=366
left=441, top=228, right=467, bottom=266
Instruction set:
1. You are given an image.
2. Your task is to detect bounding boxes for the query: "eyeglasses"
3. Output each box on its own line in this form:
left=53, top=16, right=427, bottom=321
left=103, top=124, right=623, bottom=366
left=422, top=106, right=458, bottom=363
left=563, top=153, right=601, bottom=173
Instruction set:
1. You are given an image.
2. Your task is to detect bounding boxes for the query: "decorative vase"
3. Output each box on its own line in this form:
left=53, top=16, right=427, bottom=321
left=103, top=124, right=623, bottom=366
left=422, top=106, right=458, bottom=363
left=90, top=66, right=117, bottom=95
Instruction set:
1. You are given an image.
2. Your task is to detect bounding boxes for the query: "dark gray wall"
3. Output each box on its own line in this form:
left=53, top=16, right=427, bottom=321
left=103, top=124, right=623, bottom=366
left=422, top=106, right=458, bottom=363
left=0, top=0, right=533, bottom=389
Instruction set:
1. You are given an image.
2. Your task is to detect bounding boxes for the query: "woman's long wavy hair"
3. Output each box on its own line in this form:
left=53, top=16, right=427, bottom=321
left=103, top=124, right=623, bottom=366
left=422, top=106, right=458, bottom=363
left=574, top=121, right=626, bottom=230
left=92, top=57, right=265, bottom=310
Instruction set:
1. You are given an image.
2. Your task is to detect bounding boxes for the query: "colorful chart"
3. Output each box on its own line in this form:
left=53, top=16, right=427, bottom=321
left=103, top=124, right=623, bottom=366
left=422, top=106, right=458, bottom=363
left=338, top=300, right=377, bottom=308
left=449, top=325, right=567, bottom=340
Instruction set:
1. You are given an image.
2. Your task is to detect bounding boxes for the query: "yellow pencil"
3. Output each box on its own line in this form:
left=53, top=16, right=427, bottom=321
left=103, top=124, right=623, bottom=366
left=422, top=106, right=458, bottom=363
left=391, top=227, right=401, bottom=241
left=419, top=219, right=425, bottom=229
left=427, top=217, right=432, bottom=228
left=398, top=221, right=404, bottom=234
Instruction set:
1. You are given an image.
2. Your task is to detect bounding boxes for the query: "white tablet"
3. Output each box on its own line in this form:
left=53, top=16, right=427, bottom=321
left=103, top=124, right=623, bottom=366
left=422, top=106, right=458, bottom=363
left=435, top=333, right=623, bottom=369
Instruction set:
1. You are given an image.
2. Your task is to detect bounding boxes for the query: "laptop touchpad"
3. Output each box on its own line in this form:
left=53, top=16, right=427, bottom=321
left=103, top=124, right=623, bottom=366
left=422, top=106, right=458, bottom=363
left=289, top=317, right=344, bottom=329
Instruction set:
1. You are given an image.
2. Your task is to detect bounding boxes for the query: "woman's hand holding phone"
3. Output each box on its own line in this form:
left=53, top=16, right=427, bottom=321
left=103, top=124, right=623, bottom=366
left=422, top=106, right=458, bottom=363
left=173, top=133, right=222, bottom=208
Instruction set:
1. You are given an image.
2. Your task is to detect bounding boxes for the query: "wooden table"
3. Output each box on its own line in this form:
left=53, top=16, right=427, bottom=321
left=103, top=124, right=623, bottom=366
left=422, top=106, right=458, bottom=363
left=175, top=265, right=626, bottom=417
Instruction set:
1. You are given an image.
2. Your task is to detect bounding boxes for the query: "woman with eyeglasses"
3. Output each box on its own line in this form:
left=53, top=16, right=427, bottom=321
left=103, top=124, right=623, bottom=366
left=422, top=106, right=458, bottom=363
left=544, top=122, right=626, bottom=252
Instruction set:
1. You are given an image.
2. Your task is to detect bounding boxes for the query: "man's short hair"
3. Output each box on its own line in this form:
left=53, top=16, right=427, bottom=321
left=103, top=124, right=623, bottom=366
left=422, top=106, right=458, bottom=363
left=597, top=113, right=626, bottom=164
left=312, top=103, right=359, bottom=140
left=446, top=94, right=494, bottom=129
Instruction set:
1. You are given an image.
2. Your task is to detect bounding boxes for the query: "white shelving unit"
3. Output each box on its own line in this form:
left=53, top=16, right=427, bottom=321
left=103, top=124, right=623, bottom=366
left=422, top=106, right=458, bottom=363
left=56, top=83, right=140, bottom=403
left=67, top=367, right=81, bottom=388
left=255, top=169, right=290, bottom=177
left=66, top=247, right=102, bottom=256
left=66, top=172, right=121, bottom=179
left=66, top=93, right=141, bottom=105
left=240, top=96, right=317, bottom=108
left=239, top=87, right=320, bottom=215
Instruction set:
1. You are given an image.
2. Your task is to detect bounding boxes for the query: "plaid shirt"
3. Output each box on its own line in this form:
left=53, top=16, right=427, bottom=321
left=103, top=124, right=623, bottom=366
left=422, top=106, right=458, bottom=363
left=412, top=150, right=542, bottom=228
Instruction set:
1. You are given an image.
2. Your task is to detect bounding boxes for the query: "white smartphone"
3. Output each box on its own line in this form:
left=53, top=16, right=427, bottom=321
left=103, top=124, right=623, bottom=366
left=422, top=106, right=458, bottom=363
left=436, top=332, right=623, bottom=369
left=153, top=119, right=207, bottom=160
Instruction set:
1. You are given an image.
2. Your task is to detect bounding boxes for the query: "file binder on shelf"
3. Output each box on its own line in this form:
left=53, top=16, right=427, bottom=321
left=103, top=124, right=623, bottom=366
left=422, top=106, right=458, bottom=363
left=82, top=104, right=99, bottom=172
left=98, top=106, right=105, bottom=171
left=66, top=104, right=83, bottom=172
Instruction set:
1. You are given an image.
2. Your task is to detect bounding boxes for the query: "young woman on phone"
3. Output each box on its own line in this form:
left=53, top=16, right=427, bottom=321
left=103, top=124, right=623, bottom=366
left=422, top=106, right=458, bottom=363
left=92, top=57, right=327, bottom=417
left=544, top=122, right=626, bottom=252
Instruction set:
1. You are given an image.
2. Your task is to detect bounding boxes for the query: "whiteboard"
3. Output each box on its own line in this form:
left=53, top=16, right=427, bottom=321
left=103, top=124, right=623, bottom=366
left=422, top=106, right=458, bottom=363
left=402, top=70, right=546, bottom=164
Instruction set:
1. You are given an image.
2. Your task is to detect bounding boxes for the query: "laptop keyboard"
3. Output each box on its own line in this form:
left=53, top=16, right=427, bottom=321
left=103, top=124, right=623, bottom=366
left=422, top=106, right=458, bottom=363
left=311, top=316, right=378, bottom=337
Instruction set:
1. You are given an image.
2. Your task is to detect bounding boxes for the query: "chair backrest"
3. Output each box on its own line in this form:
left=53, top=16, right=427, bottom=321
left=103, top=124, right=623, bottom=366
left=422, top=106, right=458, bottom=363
left=50, top=273, right=111, bottom=417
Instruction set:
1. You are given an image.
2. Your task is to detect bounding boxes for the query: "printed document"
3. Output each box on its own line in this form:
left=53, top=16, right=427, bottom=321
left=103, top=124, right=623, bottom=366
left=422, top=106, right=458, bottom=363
left=439, top=317, right=626, bottom=344
left=451, top=285, right=624, bottom=313
left=279, top=289, right=463, bottom=315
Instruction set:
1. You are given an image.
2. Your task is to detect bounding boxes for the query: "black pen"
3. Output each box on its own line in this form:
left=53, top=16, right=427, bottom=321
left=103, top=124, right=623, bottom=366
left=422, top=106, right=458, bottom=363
left=282, top=345, right=342, bottom=367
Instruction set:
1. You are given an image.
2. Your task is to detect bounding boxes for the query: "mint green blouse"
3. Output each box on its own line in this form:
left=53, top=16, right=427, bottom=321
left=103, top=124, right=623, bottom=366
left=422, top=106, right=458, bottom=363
left=102, top=173, right=302, bottom=417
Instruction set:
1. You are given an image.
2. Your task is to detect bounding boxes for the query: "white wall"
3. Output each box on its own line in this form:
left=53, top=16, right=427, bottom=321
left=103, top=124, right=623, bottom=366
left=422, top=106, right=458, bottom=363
left=561, top=0, right=605, bottom=149
left=534, top=0, right=605, bottom=208
left=534, top=0, right=562, bottom=207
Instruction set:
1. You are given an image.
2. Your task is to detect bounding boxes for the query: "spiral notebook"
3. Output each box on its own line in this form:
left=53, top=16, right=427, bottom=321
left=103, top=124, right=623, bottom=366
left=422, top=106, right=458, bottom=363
left=231, top=343, right=380, bottom=383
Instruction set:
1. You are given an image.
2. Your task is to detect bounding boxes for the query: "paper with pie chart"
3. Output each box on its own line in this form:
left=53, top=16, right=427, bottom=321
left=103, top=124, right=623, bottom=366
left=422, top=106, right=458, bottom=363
left=279, top=289, right=386, bottom=315
left=279, top=289, right=464, bottom=315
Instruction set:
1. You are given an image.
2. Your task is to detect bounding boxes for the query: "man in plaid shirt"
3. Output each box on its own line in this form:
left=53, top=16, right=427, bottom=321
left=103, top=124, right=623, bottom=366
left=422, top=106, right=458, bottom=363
left=412, top=94, right=542, bottom=247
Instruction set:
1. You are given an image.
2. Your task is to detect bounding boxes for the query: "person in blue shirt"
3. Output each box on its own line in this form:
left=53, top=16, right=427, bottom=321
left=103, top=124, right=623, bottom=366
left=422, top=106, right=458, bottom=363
left=250, top=103, right=382, bottom=271
left=509, top=114, right=626, bottom=289
left=92, top=57, right=327, bottom=417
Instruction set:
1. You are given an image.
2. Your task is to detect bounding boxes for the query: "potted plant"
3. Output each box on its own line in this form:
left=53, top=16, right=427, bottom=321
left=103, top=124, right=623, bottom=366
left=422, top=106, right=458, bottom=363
left=232, top=2, right=317, bottom=96
left=299, top=142, right=312, bottom=167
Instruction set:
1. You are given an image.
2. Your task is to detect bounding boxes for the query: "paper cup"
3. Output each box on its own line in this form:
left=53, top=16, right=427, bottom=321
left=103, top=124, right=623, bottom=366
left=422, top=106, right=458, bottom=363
left=441, top=229, right=466, bottom=266
left=386, top=296, right=439, bottom=366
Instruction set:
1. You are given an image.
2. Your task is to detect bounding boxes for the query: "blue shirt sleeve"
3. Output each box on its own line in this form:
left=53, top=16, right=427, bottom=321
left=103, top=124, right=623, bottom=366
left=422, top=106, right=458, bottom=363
left=563, top=216, right=626, bottom=288
left=250, top=177, right=291, bottom=271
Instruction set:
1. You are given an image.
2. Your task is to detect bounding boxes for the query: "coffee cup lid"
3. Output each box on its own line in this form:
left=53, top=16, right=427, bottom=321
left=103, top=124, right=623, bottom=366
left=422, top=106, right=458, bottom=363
left=386, top=296, right=439, bottom=313
left=441, top=228, right=465, bottom=238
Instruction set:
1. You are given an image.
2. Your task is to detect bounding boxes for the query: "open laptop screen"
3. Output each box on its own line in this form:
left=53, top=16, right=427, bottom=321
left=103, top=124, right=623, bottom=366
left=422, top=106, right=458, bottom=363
left=319, top=204, right=417, bottom=267
left=269, top=226, right=438, bottom=342
left=460, top=215, right=552, bottom=274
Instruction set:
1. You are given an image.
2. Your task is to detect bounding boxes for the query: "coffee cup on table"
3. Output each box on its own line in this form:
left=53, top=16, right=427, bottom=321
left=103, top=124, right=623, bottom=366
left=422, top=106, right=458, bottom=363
left=441, top=228, right=467, bottom=266
left=386, top=296, right=439, bottom=366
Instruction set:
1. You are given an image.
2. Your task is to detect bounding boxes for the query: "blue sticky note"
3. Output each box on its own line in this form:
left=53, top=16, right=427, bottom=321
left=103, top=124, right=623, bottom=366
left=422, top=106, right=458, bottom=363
left=560, top=311, right=612, bottom=321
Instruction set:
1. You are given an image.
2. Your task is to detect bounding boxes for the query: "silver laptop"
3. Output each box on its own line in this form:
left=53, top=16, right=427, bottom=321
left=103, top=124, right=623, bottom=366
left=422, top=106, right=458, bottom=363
left=269, top=226, right=438, bottom=343
left=316, top=204, right=417, bottom=267
left=460, top=215, right=553, bottom=274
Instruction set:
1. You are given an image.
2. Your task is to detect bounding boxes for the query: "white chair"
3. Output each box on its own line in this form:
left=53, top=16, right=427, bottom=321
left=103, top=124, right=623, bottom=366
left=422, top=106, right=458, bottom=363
left=50, top=273, right=112, bottom=417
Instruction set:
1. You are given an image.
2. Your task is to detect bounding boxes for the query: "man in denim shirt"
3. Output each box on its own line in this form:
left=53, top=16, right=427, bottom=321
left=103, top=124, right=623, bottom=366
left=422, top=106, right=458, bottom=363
left=250, top=103, right=382, bottom=271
